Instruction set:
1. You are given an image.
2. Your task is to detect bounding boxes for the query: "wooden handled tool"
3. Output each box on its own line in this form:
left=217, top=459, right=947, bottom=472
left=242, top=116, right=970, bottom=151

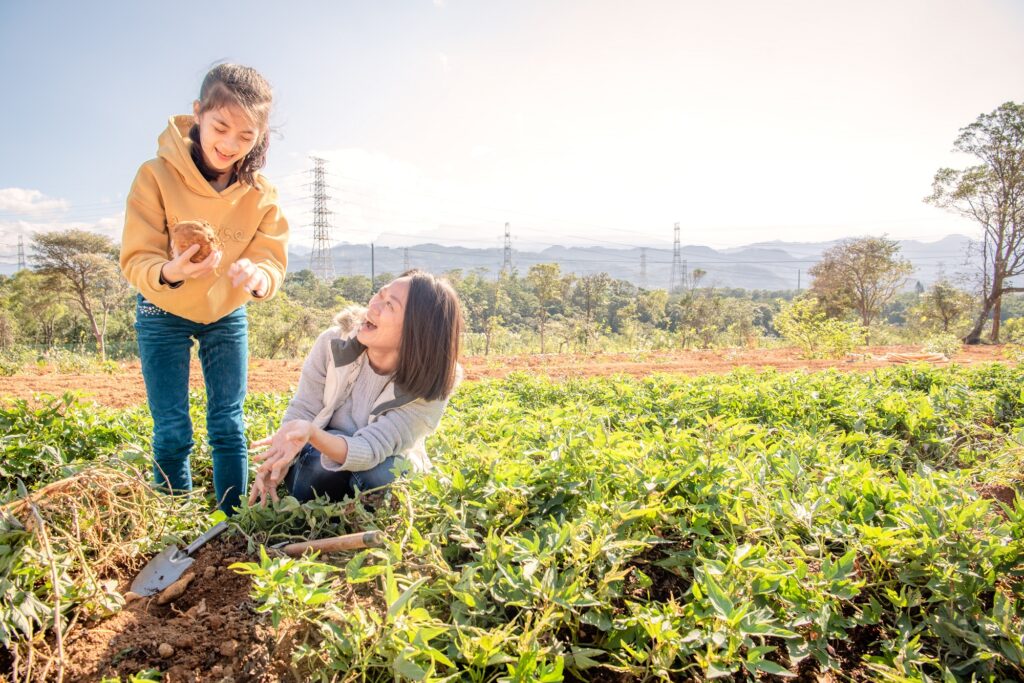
left=277, top=530, right=386, bottom=556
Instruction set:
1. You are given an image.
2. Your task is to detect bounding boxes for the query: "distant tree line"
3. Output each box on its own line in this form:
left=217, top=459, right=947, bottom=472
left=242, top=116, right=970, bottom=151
left=0, top=229, right=1020, bottom=364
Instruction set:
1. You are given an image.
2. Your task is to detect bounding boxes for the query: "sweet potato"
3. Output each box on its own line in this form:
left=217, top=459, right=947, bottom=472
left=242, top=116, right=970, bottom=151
left=170, top=220, right=223, bottom=263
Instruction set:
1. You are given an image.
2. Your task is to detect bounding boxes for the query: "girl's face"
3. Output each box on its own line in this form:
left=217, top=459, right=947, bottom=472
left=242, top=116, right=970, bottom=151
left=193, top=102, right=261, bottom=174
left=357, top=277, right=411, bottom=351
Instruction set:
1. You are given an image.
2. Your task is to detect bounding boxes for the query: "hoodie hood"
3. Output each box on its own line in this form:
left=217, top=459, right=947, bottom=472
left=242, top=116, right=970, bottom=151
left=333, top=305, right=368, bottom=334
left=157, top=115, right=248, bottom=200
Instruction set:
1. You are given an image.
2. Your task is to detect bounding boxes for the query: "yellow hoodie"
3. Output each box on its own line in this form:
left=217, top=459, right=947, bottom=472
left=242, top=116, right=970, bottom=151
left=120, top=115, right=289, bottom=324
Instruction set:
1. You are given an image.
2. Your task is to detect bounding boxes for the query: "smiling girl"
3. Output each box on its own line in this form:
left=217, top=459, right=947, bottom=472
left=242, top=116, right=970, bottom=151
left=120, top=64, right=289, bottom=513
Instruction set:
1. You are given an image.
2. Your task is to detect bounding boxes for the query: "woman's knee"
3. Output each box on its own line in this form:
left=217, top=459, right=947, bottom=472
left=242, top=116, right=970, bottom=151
left=286, top=449, right=354, bottom=502
left=350, top=456, right=406, bottom=493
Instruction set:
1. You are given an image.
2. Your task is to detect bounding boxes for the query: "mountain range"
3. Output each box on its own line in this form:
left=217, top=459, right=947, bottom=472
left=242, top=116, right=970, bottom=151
left=1, top=234, right=979, bottom=291
left=285, top=234, right=979, bottom=291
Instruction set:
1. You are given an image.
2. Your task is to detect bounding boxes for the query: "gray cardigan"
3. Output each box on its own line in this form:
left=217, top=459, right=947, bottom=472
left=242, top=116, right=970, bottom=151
left=281, top=307, right=457, bottom=473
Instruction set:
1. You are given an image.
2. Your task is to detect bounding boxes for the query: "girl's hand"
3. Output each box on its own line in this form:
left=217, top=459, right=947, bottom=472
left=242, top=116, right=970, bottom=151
left=162, top=244, right=222, bottom=283
left=247, top=420, right=314, bottom=506
left=228, top=258, right=268, bottom=296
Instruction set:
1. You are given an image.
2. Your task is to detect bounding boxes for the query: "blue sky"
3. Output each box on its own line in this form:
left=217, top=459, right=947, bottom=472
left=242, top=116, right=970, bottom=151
left=1, top=0, right=1022, bottom=262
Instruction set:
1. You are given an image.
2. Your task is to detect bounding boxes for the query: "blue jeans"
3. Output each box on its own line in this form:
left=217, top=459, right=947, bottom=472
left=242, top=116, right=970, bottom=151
left=135, top=294, right=249, bottom=513
left=284, top=437, right=405, bottom=502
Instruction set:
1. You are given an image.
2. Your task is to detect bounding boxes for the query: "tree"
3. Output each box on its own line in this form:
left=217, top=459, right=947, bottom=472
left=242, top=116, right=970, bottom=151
left=571, top=273, right=610, bottom=349
left=526, top=263, right=572, bottom=353
left=912, top=280, right=975, bottom=335
left=0, top=270, right=69, bottom=346
left=248, top=291, right=330, bottom=358
left=808, top=237, right=912, bottom=337
left=31, top=230, right=129, bottom=359
left=926, top=101, right=1024, bottom=343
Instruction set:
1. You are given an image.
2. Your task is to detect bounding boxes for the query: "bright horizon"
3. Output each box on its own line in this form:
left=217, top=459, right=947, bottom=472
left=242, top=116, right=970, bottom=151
left=1, top=0, right=1022, bottom=263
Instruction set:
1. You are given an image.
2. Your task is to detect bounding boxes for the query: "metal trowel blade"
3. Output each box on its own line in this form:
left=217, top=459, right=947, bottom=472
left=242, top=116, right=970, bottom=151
left=129, top=546, right=195, bottom=597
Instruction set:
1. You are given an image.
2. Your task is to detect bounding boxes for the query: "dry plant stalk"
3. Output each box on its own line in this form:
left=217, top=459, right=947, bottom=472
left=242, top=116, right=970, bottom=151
left=4, top=464, right=207, bottom=683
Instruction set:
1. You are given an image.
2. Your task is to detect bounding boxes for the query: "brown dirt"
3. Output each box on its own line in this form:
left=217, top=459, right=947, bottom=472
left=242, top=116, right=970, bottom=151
left=0, top=345, right=1011, bottom=409
left=58, top=537, right=290, bottom=683
left=976, top=484, right=1021, bottom=519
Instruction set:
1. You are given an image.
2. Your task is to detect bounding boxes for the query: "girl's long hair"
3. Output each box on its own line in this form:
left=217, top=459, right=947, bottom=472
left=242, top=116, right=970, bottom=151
left=394, top=270, right=463, bottom=402
left=190, top=63, right=273, bottom=187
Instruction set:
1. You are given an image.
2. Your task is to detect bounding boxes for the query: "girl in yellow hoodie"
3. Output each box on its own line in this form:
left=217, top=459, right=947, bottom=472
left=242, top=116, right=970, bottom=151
left=120, top=64, right=289, bottom=514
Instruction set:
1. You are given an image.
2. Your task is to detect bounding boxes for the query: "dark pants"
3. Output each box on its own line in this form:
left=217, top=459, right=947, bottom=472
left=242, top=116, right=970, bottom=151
left=135, top=294, right=249, bottom=513
left=284, top=438, right=404, bottom=502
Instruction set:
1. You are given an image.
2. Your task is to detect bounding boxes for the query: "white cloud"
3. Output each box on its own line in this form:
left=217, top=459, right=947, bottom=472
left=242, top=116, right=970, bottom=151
left=0, top=213, right=125, bottom=248
left=0, top=188, right=69, bottom=216
left=438, top=52, right=450, bottom=74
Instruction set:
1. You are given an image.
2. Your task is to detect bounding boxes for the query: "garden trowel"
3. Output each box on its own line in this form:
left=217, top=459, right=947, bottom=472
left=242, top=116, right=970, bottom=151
left=130, top=520, right=229, bottom=597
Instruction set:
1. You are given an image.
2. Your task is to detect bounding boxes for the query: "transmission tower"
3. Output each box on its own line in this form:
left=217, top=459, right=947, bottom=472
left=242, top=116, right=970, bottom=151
left=17, top=236, right=27, bottom=271
left=403, top=248, right=410, bottom=272
left=669, top=222, right=683, bottom=293
left=501, top=222, right=512, bottom=274
left=639, top=248, right=647, bottom=289
left=309, top=156, right=335, bottom=280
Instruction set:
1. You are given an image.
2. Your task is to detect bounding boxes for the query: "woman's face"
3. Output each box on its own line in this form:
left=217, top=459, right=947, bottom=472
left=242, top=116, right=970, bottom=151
left=357, top=277, right=411, bottom=351
left=193, top=102, right=260, bottom=174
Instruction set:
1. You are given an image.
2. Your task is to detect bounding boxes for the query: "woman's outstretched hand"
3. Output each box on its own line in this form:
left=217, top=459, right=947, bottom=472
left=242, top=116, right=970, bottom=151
left=248, top=420, right=315, bottom=506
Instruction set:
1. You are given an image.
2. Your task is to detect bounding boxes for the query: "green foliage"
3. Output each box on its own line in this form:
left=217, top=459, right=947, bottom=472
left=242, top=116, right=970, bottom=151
left=0, top=347, right=32, bottom=376
left=922, top=332, right=963, bottom=357
left=247, top=291, right=333, bottom=358
left=809, top=236, right=914, bottom=332
left=0, top=394, right=150, bottom=491
left=231, top=547, right=339, bottom=629
left=3, top=367, right=1024, bottom=680
left=774, top=297, right=866, bottom=358
left=911, top=281, right=976, bottom=337
left=1002, top=317, right=1024, bottom=344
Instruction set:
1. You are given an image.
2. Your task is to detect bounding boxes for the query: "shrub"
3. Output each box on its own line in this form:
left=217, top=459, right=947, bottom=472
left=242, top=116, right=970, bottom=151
left=922, top=332, right=963, bottom=357
left=773, top=297, right=865, bottom=359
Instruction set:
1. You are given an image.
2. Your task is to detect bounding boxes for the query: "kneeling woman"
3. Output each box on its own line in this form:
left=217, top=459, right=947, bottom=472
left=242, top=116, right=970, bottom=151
left=248, top=270, right=463, bottom=505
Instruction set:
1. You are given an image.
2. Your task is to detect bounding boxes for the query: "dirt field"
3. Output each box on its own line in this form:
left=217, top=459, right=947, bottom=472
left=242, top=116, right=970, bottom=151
left=0, top=344, right=1011, bottom=409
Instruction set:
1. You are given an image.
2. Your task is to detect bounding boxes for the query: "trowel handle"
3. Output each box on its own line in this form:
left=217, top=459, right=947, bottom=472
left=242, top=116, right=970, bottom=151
left=281, top=531, right=386, bottom=556
left=185, top=520, right=230, bottom=555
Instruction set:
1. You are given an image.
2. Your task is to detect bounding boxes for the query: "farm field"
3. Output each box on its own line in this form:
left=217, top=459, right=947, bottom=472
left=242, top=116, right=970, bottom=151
left=1, top=362, right=1023, bottom=682
left=0, top=344, right=1009, bottom=409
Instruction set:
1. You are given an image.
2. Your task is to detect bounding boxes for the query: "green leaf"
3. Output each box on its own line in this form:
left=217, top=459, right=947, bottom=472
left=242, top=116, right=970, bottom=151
left=747, top=659, right=797, bottom=678
left=387, top=577, right=429, bottom=621
left=704, top=574, right=734, bottom=619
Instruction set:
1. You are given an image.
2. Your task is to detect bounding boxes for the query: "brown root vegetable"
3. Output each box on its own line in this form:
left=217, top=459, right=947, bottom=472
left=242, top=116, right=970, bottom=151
left=156, top=571, right=195, bottom=605
left=170, top=220, right=223, bottom=263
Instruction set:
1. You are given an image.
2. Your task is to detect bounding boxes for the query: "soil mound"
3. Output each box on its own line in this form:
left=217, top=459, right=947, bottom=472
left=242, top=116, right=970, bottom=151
left=61, top=537, right=290, bottom=683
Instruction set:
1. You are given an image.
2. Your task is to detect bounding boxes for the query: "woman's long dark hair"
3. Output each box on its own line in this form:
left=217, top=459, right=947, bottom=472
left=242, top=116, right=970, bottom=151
left=393, top=270, right=463, bottom=402
left=190, top=63, right=273, bottom=187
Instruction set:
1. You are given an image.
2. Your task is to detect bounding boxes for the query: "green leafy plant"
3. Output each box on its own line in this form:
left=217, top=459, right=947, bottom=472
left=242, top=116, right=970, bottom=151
left=774, top=297, right=866, bottom=359
left=921, top=331, right=963, bottom=357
